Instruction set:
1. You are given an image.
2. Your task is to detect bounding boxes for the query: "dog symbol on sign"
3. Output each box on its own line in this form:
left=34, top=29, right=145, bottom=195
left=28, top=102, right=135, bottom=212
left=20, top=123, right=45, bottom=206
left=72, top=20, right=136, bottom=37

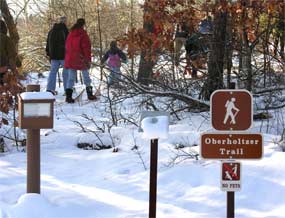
left=222, top=163, right=240, bottom=181
left=223, top=98, right=240, bottom=125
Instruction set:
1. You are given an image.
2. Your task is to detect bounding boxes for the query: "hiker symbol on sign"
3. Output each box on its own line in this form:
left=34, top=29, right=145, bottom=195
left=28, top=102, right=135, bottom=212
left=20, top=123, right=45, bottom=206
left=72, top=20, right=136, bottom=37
left=211, top=90, right=252, bottom=131
left=223, top=98, right=240, bottom=125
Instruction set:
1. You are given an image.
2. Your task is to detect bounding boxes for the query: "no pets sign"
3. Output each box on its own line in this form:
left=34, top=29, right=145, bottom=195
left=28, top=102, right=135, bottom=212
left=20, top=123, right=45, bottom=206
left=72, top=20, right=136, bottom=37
left=221, top=162, right=241, bottom=192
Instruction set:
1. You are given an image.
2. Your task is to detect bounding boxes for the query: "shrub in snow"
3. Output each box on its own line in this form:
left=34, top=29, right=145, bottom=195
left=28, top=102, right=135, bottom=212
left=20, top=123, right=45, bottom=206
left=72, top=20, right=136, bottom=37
left=0, top=137, right=5, bottom=152
left=278, top=129, right=285, bottom=152
left=77, top=143, right=112, bottom=150
left=279, top=143, right=285, bottom=152
left=0, top=117, right=26, bottom=152
left=77, top=132, right=114, bottom=150
left=253, top=112, right=272, bottom=120
left=168, top=132, right=200, bottom=148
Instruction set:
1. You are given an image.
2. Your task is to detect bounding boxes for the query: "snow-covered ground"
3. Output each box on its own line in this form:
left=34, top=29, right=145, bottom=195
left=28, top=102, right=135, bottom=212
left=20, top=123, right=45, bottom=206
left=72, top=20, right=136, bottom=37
left=0, top=70, right=285, bottom=218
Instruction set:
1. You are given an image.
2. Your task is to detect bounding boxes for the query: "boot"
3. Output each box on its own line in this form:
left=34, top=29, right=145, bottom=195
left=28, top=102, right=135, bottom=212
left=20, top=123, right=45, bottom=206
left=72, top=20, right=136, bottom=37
left=86, top=86, right=97, bottom=100
left=65, top=88, right=75, bottom=103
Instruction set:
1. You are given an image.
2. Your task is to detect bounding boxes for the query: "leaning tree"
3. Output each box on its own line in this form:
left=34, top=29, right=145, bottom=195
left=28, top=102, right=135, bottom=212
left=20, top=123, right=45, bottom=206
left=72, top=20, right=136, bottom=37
left=0, top=0, right=24, bottom=129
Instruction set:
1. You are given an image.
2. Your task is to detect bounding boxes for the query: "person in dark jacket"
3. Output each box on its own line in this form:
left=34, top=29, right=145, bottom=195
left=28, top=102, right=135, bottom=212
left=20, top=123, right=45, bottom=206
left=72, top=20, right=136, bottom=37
left=64, top=18, right=96, bottom=103
left=101, top=41, right=127, bottom=86
left=46, top=16, right=69, bottom=95
left=0, top=20, right=18, bottom=85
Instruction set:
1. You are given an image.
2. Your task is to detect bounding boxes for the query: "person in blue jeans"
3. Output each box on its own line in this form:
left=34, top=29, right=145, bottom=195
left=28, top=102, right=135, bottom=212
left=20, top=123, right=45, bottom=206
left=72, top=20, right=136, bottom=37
left=45, top=16, right=69, bottom=95
left=101, top=41, right=127, bottom=86
left=66, top=69, right=91, bottom=92
left=64, top=18, right=97, bottom=103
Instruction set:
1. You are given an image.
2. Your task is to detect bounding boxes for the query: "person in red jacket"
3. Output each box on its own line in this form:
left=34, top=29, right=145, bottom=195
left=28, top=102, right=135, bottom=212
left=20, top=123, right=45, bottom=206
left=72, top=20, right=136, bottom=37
left=64, top=18, right=96, bottom=103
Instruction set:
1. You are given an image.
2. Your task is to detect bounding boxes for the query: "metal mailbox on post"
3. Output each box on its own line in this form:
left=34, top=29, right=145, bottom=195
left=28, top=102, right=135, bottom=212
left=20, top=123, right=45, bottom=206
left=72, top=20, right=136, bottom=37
left=19, top=92, right=55, bottom=129
left=140, top=111, right=169, bottom=218
left=18, top=85, right=55, bottom=194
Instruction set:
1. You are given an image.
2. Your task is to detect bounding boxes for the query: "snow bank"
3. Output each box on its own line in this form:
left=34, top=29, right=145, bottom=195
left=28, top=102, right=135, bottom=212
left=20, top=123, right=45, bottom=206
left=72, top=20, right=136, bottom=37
left=78, top=132, right=114, bottom=146
left=2, top=70, right=285, bottom=218
left=8, top=194, right=54, bottom=218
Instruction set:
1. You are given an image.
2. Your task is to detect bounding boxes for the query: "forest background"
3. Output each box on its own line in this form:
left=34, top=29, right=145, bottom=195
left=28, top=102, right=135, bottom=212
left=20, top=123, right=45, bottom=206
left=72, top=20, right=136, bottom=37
left=0, top=0, right=284, bottom=140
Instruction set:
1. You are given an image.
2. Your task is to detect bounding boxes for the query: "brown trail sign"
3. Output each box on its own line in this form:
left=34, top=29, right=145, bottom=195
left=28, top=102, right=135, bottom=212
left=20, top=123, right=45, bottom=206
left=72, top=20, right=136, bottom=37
left=203, top=89, right=262, bottom=218
left=201, top=133, right=263, bottom=159
left=211, top=90, right=252, bottom=131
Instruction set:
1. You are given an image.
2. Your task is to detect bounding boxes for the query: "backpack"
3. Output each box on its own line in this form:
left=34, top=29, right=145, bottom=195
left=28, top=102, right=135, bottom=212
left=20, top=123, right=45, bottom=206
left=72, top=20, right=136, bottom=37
left=108, top=53, right=121, bottom=68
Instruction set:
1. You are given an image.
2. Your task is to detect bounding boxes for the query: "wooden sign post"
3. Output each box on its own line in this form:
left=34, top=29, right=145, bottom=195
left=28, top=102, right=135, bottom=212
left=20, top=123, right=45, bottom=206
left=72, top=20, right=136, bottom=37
left=18, top=84, right=55, bottom=193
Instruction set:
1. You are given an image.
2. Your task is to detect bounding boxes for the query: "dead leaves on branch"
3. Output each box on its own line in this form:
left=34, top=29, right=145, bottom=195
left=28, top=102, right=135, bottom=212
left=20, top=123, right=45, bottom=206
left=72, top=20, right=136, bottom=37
left=231, top=0, right=284, bottom=42
left=0, top=72, right=24, bottom=127
left=121, top=27, right=173, bottom=60
left=123, top=0, right=284, bottom=59
left=121, top=0, right=201, bottom=58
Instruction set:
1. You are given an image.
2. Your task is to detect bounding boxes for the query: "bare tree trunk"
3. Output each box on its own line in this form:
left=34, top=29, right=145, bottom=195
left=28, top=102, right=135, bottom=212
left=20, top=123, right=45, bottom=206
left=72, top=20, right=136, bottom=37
left=240, top=3, right=253, bottom=92
left=238, top=37, right=243, bottom=75
left=225, top=14, right=233, bottom=88
left=137, top=1, right=155, bottom=85
left=0, top=0, right=20, bottom=50
left=280, top=2, right=285, bottom=74
left=202, top=11, right=227, bottom=100
left=263, top=15, right=272, bottom=88
left=130, top=0, right=135, bottom=77
left=263, top=40, right=267, bottom=88
left=137, top=50, right=155, bottom=85
left=279, top=2, right=285, bottom=61
left=241, top=29, right=253, bottom=91
left=96, top=0, right=103, bottom=81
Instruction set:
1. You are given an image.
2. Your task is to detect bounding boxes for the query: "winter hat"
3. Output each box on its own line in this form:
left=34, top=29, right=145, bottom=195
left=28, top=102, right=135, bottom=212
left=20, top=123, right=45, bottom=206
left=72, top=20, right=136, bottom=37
left=59, top=16, right=67, bottom=23
left=110, top=41, right=117, bottom=48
